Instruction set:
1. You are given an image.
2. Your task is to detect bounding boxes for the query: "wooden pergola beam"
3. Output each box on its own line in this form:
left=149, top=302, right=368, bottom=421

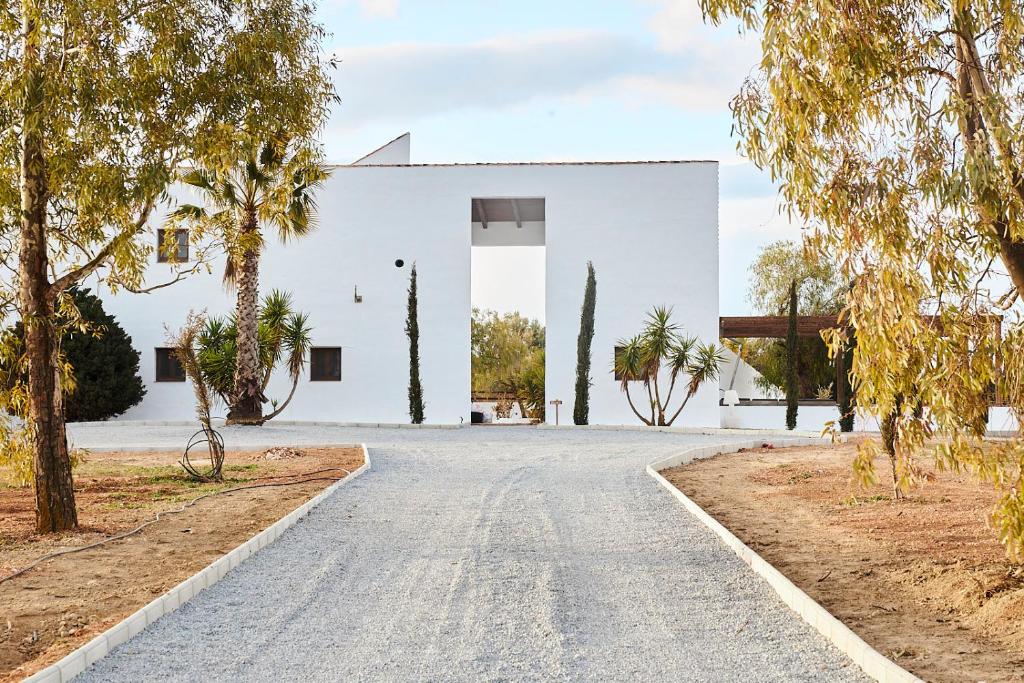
left=719, top=315, right=846, bottom=339
left=719, top=314, right=1002, bottom=339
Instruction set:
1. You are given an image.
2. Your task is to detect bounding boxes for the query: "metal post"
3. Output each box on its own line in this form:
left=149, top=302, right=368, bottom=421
left=549, top=399, right=562, bottom=426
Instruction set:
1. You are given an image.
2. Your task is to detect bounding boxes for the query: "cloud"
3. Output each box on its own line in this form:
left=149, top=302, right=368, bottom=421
left=333, top=31, right=651, bottom=129
left=329, top=6, right=763, bottom=131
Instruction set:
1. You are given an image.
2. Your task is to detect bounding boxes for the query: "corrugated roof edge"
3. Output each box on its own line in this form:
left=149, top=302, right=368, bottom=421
left=328, top=160, right=718, bottom=169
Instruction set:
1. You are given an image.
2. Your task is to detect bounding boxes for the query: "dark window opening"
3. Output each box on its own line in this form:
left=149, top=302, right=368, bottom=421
left=157, top=228, right=189, bottom=263
left=310, top=347, right=341, bottom=382
left=155, top=347, right=186, bottom=382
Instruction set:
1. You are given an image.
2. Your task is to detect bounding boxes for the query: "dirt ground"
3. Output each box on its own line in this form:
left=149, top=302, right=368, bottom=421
left=0, top=445, right=364, bottom=682
left=663, top=441, right=1024, bottom=683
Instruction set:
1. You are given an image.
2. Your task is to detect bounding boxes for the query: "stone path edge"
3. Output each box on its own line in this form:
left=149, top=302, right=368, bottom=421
left=22, top=444, right=372, bottom=683
left=646, top=439, right=921, bottom=683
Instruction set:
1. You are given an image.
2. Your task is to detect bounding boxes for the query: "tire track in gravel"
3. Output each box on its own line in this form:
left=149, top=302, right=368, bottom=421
left=77, top=429, right=868, bottom=682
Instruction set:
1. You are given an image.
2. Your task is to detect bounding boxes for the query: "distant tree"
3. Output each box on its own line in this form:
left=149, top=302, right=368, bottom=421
left=520, top=350, right=546, bottom=421
left=745, top=240, right=843, bottom=399
left=748, top=240, right=845, bottom=316
left=785, top=281, right=799, bottom=430
left=407, top=264, right=425, bottom=424
left=6, top=288, right=145, bottom=422
left=614, top=307, right=725, bottom=426
left=573, top=262, right=597, bottom=425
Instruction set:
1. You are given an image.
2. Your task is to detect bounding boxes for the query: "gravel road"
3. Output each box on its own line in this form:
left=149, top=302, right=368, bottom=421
left=75, top=425, right=866, bottom=682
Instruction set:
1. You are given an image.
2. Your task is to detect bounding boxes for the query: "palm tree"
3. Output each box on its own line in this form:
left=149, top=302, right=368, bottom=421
left=193, top=290, right=313, bottom=422
left=614, top=307, right=725, bottom=427
left=170, top=139, right=328, bottom=424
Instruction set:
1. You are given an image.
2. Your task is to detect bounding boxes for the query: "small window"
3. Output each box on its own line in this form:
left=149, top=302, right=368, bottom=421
left=310, top=347, right=341, bottom=382
left=157, top=228, right=189, bottom=263
left=155, top=348, right=186, bottom=382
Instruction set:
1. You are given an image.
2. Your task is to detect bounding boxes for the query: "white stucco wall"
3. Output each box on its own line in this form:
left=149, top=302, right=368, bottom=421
left=722, top=404, right=1020, bottom=434
left=91, top=159, right=720, bottom=426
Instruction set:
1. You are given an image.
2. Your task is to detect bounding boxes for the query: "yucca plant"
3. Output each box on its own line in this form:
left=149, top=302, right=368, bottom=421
left=192, top=290, right=313, bottom=423
left=170, top=138, right=328, bottom=424
left=614, top=306, right=725, bottom=426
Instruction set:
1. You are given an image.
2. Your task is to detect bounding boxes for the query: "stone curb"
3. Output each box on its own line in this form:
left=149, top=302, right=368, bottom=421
left=646, top=439, right=921, bottom=683
left=22, top=444, right=372, bottom=683
left=78, top=420, right=461, bottom=429
left=538, top=423, right=837, bottom=439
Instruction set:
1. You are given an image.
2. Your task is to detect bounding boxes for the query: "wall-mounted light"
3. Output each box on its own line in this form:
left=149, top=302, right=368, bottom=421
left=353, top=285, right=363, bottom=303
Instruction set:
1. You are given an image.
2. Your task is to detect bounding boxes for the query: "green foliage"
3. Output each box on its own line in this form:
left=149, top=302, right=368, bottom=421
left=0, top=0, right=337, bottom=297
left=838, top=333, right=856, bottom=433
left=471, top=308, right=545, bottom=419
left=407, top=264, right=425, bottom=424
left=573, top=262, right=597, bottom=425
left=744, top=240, right=842, bottom=398
left=614, top=306, right=725, bottom=426
left=187, top=290, right=312, bottom=421
left=701, top=0, right=1024, bottom=556
left=749, top=240, right=845, bottom=316
left=520, top=350, right=546, bottom=421
left=169, top=139, right=330, bottom=284
left=785, top=281, right=799, bottom=430
left=7, top=288, right=145, bottom=422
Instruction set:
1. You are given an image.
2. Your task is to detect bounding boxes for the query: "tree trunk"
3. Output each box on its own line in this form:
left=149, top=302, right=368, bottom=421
left=20, top=7, right=78, bottom=532
left=228, top=211, right=263, bottom=425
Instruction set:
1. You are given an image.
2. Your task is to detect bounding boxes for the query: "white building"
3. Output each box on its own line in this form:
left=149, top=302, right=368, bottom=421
left=94, top=134, right=721, bottom=426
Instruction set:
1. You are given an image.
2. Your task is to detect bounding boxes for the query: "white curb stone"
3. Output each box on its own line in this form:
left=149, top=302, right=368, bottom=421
left=647, top=439, right=921, bottom=683
left=22, top=444, right=371, bottom=683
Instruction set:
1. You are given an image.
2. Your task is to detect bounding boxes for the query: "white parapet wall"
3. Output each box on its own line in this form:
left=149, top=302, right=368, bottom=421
left=723, top=403, right=1020, bottom=435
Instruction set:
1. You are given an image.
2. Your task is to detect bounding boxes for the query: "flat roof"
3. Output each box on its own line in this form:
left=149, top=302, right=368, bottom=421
left=328, top=160, right=718, bottom=169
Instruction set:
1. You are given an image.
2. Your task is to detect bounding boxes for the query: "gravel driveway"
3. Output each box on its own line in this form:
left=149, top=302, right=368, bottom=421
left=74, top=425, right=866, bottom=682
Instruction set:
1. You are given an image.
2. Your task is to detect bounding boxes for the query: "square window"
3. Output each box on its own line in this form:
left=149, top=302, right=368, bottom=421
left=155, top=347, right=186, bottom=382
left=310, top=347, right=341, bottom=382
left=157, top=228, right=189, bottom=263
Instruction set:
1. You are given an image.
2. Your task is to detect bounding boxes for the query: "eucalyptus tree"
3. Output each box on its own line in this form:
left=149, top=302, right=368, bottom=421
left=700, top=0, right=1024, bottom=557
left=171, top=141, right=329, bottom=424
left=0, top=0, right=335, bottom=531
left=614, top=307, right=724, bottom=427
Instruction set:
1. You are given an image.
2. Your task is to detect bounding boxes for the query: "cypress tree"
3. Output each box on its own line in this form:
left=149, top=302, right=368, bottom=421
left=406, top=264, right=425, bottom=424
left=573, top=261, right=597, bottom=425
left=785, top=280, right=799, bottom=430
left=838, top=329, right=856, bottom=432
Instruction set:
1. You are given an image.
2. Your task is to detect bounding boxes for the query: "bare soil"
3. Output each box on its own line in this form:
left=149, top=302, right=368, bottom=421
left=663, top=441, right=1024, bottom=683
left=0, top=446, right=363, bottom=682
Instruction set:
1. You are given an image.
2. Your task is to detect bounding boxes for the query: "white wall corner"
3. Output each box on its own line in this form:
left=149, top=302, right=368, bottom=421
left=351, top=132, right=411, bottom=166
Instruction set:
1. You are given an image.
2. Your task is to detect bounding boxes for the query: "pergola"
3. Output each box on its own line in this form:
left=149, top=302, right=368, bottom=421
left=719, top=315, right=1004, bottom=406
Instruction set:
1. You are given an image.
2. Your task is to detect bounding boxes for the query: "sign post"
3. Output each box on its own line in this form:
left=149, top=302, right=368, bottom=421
left=549, top=399, right=563, bottom=426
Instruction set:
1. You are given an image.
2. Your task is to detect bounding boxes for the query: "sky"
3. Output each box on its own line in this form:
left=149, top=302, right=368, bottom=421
left=316, top=0, right=801, bottom=322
